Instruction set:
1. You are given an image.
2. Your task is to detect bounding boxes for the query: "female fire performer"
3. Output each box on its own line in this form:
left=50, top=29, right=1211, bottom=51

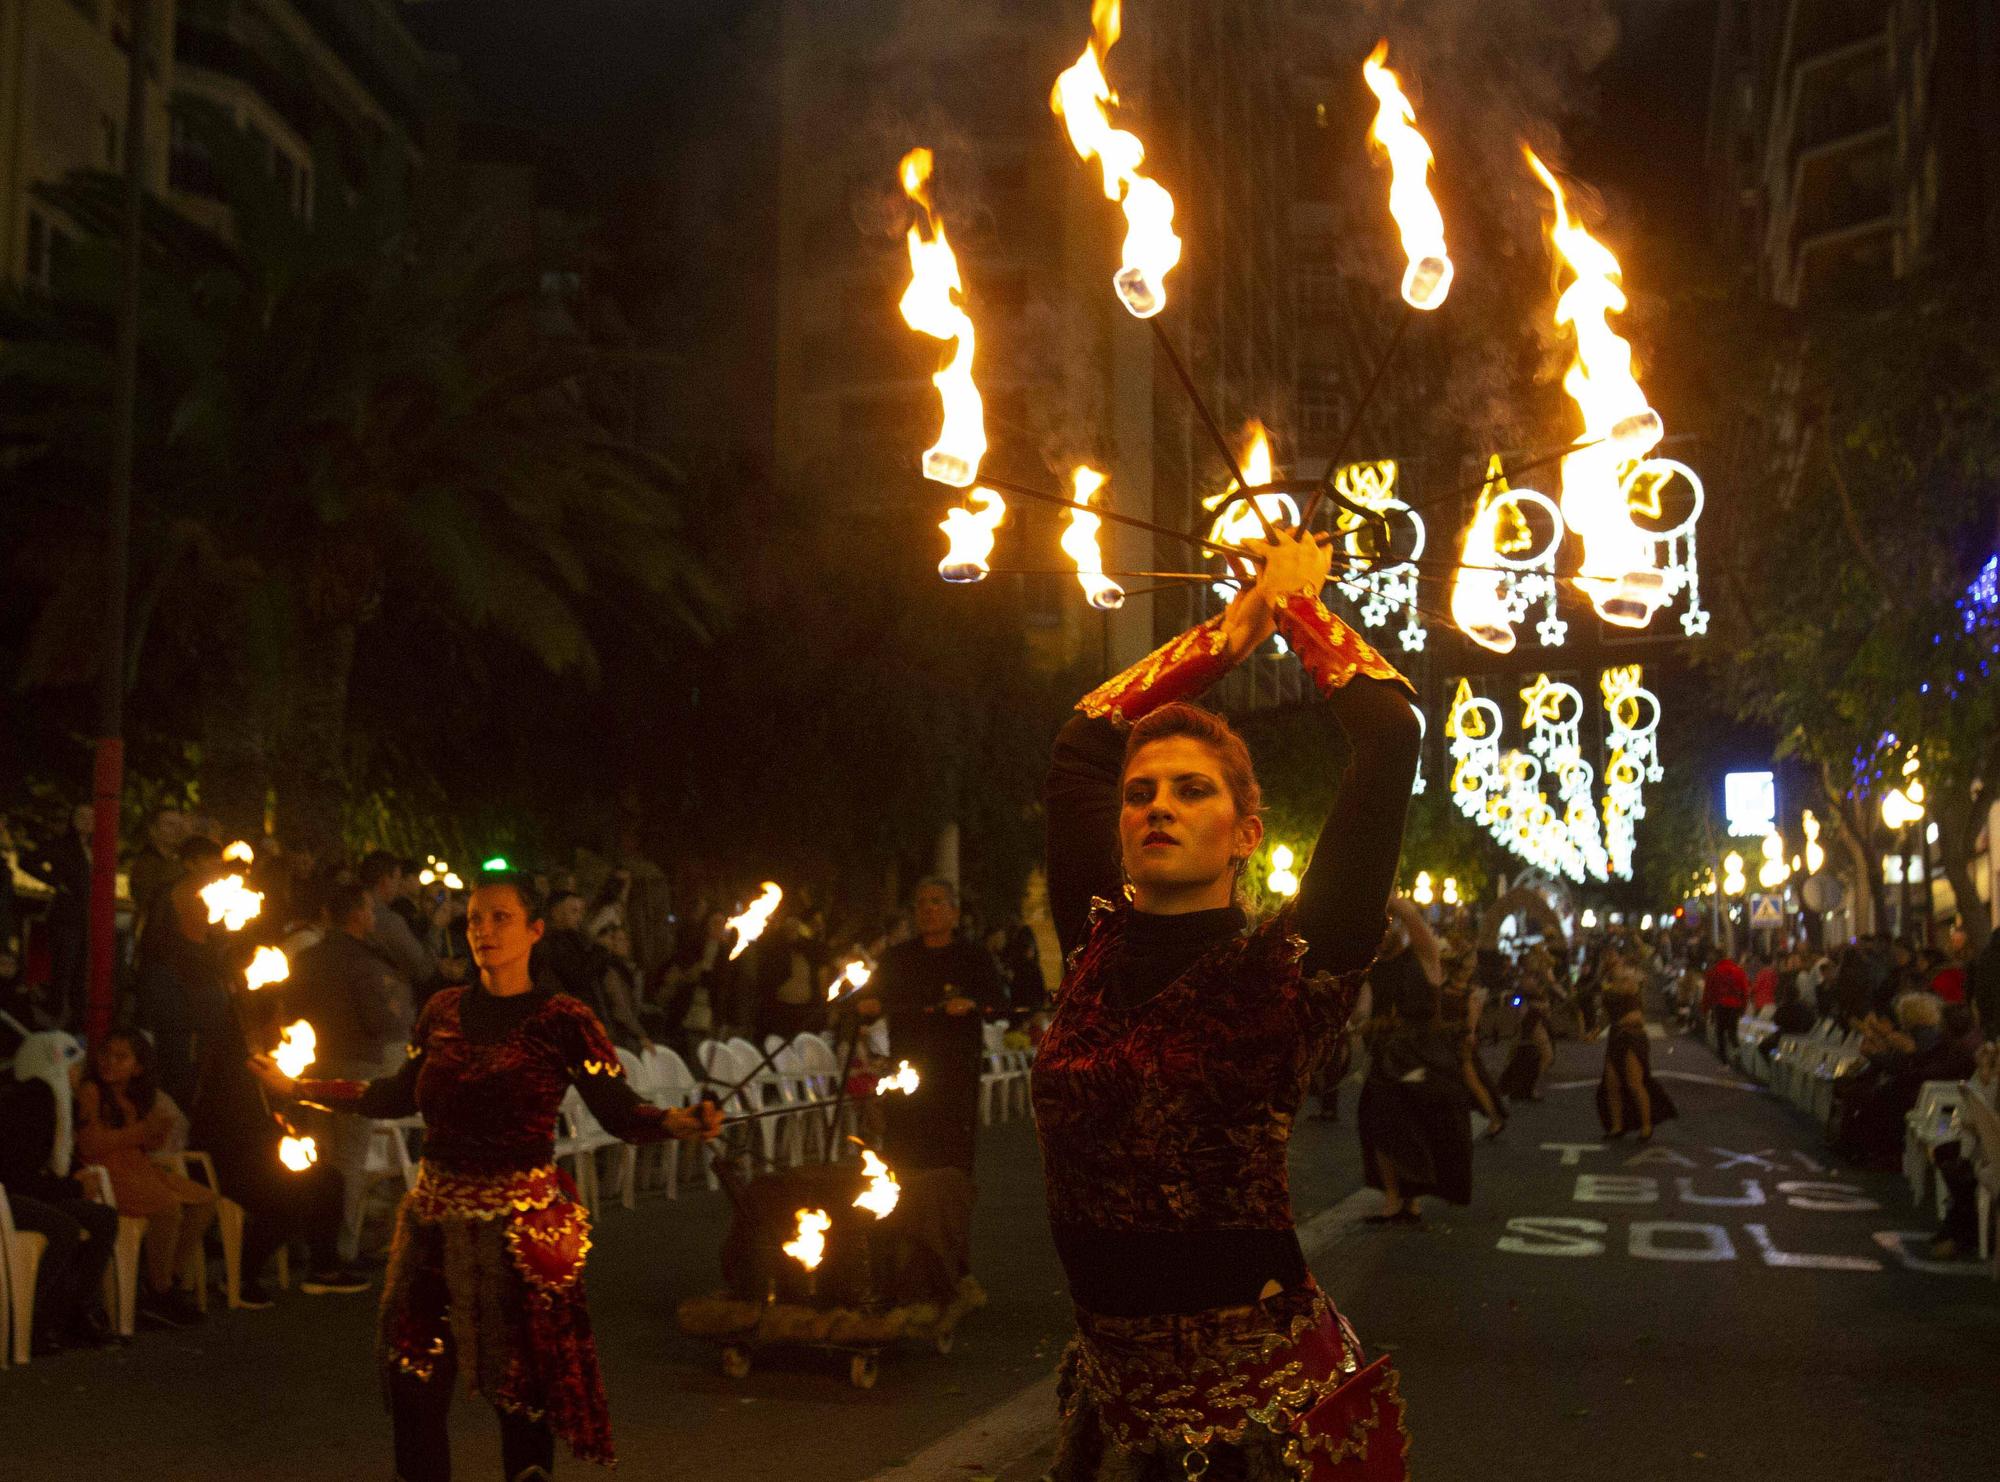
left=1034, top=524, right=1421, bottom=1480
left=251, top=878, right=721, bottom=1480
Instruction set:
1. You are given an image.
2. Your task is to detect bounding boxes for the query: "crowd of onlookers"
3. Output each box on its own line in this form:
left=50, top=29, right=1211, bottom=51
left=0, top=801, right=1055, bottom=1359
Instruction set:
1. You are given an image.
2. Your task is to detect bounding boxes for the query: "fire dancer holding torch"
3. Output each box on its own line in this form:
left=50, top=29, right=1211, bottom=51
left=1034, top=523, right=1419, bottom=1479
left=250, top=878, right=723, bottom=1478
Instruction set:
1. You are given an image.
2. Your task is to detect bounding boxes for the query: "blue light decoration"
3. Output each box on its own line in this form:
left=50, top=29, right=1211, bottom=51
left=1961, top=554, right=1998, bottom=635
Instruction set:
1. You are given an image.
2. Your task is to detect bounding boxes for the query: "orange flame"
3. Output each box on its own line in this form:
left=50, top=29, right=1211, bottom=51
left=244, top=944, right=290, bottom=991
left=831, top=959, right=872, bottom=1001
left=898, top=147, right=986, bottom=487
left=1061, top=466, right=1126, bottom=611
left=1051, top=0, right=1182, bottom=317
left=1451, top=495, right=1519, bottom=655
left=1203, top=423, right=1297, bottom=546
left=938, top=487, right=1007, bottom=583
left=1524, top=148, right=1664, bottom=627
left=852, top=1147, right=901, bottom=1218
left=782, top=1207, right=832, bottom=1270
left=199, top=874, right=264, bottom=932
left=279, top=1133, right=318, bottom=1172
left=874, top=1060, right=921, bottom=1097
left=222, top=839, right=255, bottom=864
left=1361, top=42, right=1453, bottom=310
left=273, top=1019, right=317, bottom=1080
left=725, top=881, right=783, bottom=961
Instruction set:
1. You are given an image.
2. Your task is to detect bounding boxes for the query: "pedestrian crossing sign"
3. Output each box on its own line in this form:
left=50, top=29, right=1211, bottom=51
left=1749, top=894, right=1784, bottom=930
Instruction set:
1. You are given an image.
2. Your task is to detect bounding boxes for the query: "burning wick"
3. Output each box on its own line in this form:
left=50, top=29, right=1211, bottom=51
left=1051, top=0, right=1183, bottom=317
left=273, top=1020, right=317, bottom=1080
left=783, top=1208, right=832, bottom=1271
left=1060, top=466, right=1126, bottom=611
left=725, top=882, right=783, bottom=961
left=852, top=1147, right=901, bottom=1218
left=279, top=1131, right=318, bottom=1172
left=200, top=874, right=264, bottom=932
left=244, top=945, right=291, bottom=992
left=1360, top=41, right=1453, bottom=311
left=897, top=147, right=987, bottom=487
left=222, top=840, right=255, bottom=865
left=938, top=487, right=1007, bottom=583
left=831, top=959, right=872, bottom=1001
left=874, top=1060, right=921, bottom=1098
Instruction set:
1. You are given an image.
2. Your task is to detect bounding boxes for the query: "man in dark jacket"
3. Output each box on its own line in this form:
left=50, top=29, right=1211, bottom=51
left=27, top=804, right=94, bottom=1030
left=286, top=882, right=411, bottom=1266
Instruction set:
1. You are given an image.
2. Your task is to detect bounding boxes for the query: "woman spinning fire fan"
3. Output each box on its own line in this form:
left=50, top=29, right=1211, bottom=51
left=1033, top=524, right=1419, bottom=1480
left=251, top=878, right=722, bottom=1481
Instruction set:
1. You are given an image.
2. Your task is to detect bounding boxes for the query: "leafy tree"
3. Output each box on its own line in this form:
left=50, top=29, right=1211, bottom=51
left=1691, top=280, right=2000, bottom=950
left=0, top=100, right=721, bottom=852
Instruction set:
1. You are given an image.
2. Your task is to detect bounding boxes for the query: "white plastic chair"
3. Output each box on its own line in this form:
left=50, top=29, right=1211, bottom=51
left=695, top=1039, right=767, bottom=1185
left=555, top=1089, right=621, bottom=1215
left=1905, top=1080, right=1966, bottom=1208
left=1, top=1185, right=49, bottom=1366
left=72, top=1164, right=148, bottom=1335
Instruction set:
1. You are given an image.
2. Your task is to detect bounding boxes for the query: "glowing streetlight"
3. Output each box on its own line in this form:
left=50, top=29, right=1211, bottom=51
left=1412, top=870, right=1435, bottom=906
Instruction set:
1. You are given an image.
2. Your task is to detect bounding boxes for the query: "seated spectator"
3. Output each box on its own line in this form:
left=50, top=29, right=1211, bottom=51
left=75, top=1029, right=215, bottom=1328
left=0, top=1032, right=117, bottom=1353
left=1832, top=992, right=1976, bottom=1169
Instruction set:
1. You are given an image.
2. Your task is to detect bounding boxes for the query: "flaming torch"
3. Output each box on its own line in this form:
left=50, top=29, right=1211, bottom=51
left=830, top=959, right=872, bottom=1003
left=782, top=1208, right=832, bottom=1271
left=725, top=882, right=783, bottom=962
left=1051, top=0, right=1182, bottom=317
left=244, top=944, right=290, bottom=992
left=222, top=839, right=254, bottom=865
left=938, top=487, right=1008, bottom=584
left=1524, top=148, right=1666, bottom=628
left=874, top=1060, right=922, bottom=1097
left=1361, top=41, right=1453, bottom=311
left=898, top=147, right=986, bottom=488
left=272, top=1019, right=317, bottom=1080
left=200, top=874, right=264, bottom=933
left=1061, top=466, right=1127, bottom=611
left=852, top=1147, right=902, bottom=1218
left=278, top=1129, right=318, bottom=1171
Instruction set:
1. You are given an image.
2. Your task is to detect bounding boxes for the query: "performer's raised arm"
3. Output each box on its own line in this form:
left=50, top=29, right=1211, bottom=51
left=1269, top=588, right=1422, bottom=978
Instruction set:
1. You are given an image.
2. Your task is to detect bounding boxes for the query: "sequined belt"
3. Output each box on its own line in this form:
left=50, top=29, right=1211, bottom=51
left=406, top=1162, right=566, bottom=1223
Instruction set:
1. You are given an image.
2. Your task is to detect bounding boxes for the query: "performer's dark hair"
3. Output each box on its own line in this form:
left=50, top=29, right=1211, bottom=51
left=1122, top=703, right=1263, bottom=819
left=476, top=872, right=546, bottom=924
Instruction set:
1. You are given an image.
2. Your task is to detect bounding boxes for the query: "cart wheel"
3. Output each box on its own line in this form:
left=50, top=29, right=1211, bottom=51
left=933, top=1329, right=955, bottom=1355
left=849, top=1353, right=880, bottom=1389
left=721, top=1345, right=751, bottom=1380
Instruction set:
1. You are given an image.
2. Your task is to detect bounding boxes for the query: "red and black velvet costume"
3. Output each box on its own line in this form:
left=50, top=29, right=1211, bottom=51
left=299, top=982, right=681, bottom=1468
left=1033, top=594, right=1421, bottom=1481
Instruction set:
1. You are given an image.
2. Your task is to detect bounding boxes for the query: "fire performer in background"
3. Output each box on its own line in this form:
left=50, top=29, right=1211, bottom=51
left=1035, top=524, right=1418, bottom=1479
left=857, top=877, right=1007, bottom=1178
left=251, top=878, right=722, bottom=1480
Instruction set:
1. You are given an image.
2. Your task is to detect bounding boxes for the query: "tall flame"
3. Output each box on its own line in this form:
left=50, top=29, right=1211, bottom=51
left=1524, top=148, right=1665, bottom=628
left=1051, top=0, right=1182, bottom=317
left=725, top=881, right=783, bottom=961
left=244, top=944, right=291, bottom=992
left=852, top=1147, right=901, bottom=1218
left=938, top=487, right=1008, bottom=583
left=1361, top=42, right=1453, bottom=310
left=783, top=1207, right=832, bottom=1271
left=898, top=147, right=986, bottom=487
left=273, top=1019, right=317, bottom=1080
left=831, top=959, right=872, bottom=1001
left=200, top=874, right=264, bottom=932
left=1061, top=466, right=1126, bottom=611
left=1203, top=423, right=1297, bottom=548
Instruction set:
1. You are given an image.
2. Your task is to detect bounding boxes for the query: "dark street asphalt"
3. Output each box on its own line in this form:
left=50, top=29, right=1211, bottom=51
left=3, top=1033, right=1994, bottom=1480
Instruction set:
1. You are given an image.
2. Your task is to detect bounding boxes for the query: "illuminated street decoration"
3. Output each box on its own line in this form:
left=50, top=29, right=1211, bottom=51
left=1446, top=669, right=1661, bottom=884
left=1452, top=456, right=1566, bottom=654
left=1409, top=703, right=1428, bottom=795
left=1329, top=460, right=1428, bottom=652
left=1620, top=457, right=1709, bottom=638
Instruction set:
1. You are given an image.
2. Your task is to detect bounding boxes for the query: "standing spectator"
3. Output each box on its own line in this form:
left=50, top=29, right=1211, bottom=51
left=1703, top=952, right=1749, bottom=1061
left=532, top=891, right=612, bottom=1020
left=27, top=803, right=94, bottom=1029
left=131, top=837, right=232, bottom=1110
left=858, top=879, right=1006, bottom=1176
left=1968, top=926, right=2000, bottom=1037
left=126, top=807, right=191, bottom=942
left=591, top=916, right=654, bottom=1054
left=1748, top=952, right=1779, bottom=1014
left=654, top=910, right=734, bottom=1057
left=75, top=1029, right=215, bottom=1327
left=999, top=920, right=1048, bottom=1014
left=0, top=1033, right=118, bottom=1352
left=746, top=914, right=822, bottom=1043
left=1928, top=930, right=1968, bottom=1005
left=360, top=851, right=438, bottom=1004
left=286, top=882, right=412, bottom=1266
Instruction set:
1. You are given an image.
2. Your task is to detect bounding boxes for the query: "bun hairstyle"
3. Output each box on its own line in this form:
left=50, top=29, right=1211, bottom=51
left=1122, top=703, right=1263, bottom=819
left=477, top=873, right=547, bottom=925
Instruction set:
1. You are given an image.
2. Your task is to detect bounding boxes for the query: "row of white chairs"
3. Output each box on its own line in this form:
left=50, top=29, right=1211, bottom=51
left=980, top=1022, right=1032, bottom=1125
left=1735, top=1015, right=1865, bottom=1125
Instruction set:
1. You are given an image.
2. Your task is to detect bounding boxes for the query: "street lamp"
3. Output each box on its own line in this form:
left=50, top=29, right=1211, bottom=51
left=1412, top=870, right=1435, bottom=906
left=1441, top=876, right=1460, bottom=906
